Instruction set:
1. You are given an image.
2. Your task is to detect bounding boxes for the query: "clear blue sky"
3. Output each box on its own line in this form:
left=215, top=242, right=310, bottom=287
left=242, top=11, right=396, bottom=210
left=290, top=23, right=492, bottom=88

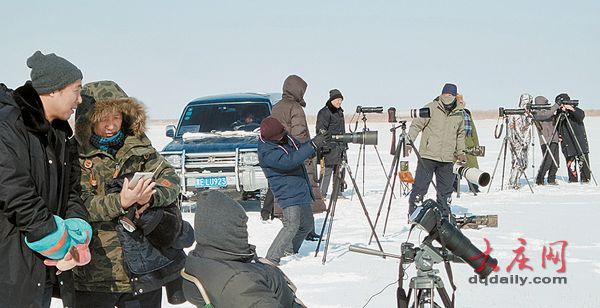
left=2, top=0, right=599, bottom=119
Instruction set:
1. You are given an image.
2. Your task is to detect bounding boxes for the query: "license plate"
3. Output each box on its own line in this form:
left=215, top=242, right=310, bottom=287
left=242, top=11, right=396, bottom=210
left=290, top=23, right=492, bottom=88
left=195, top=176, right=227, bottom=188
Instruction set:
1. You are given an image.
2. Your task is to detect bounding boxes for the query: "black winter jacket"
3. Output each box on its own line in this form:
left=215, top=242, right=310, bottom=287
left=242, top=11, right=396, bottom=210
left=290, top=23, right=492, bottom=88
left=558, top=107, right=589, bottom=157
left=0, top=82, right=88, bottom=307
left=316, top=102, right=346, bottom=166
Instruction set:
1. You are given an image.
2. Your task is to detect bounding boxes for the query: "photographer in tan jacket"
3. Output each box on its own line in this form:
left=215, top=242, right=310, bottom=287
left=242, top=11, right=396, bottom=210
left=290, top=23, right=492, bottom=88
left=407, top=83, right=465, bottom=217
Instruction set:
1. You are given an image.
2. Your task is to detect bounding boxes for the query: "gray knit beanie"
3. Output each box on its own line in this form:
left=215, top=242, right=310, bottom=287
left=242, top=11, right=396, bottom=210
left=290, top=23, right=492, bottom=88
left=194, top=190, right=251, bottom=253
left=26, top=51, right=83, bottom=94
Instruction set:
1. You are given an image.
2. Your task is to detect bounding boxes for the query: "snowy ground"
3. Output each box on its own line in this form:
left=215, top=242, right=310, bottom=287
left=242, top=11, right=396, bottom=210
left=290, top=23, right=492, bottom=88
left=54, top=117, right=600, bottom=307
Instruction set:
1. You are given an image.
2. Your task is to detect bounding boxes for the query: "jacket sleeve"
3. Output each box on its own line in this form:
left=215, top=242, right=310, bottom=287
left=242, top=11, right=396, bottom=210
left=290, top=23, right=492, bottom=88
left=0, top=122, right=57, bottom=242
left=315, top=108, right=330, bottom=134
left=456, top=115, right=466, bottom=154
left=259, top=141, right=315, bottom=172
left=407, top=118, right=429, bottom=145
left=145, top=150, right=180, bottom=208
left=570, top=108, right=585, bottom=122
left=64, top=140, right=89, bottom=220
left=290, top=106, right=310, bottom=142
left=79, top=165, right=125, bottom=223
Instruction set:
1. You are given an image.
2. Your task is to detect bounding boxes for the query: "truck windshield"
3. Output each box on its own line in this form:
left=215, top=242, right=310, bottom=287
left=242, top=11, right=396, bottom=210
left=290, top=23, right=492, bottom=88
left=178, top=101, right=271, bottom=135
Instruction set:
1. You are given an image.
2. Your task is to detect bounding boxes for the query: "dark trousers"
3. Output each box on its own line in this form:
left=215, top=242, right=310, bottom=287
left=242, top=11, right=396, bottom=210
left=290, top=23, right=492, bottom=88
left=266, top=204, right=314, bottom=263
left=408, top=158, right=454, bottom=216
left=320, top=165, right=342, bottom=198
left=537, top=142, right=559, bottom=183
left=566, top=153, right=591, bottom=183
left=75, top=289, right=162, bottom=308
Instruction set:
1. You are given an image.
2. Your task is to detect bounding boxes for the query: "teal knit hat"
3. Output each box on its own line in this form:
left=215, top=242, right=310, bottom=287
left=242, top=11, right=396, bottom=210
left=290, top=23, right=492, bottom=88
left=26, top=50, right=83, bottom=94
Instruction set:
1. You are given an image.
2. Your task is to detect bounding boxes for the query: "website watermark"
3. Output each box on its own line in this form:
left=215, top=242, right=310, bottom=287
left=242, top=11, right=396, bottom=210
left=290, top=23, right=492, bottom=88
left=469, top=275, right=568, bottom=286
left=465, top=237, right=569, bottom=286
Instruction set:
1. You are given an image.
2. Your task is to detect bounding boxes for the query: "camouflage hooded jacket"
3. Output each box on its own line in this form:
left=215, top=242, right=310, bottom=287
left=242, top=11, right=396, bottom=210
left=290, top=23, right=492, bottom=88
left=72, top=82, right=180, bottom=293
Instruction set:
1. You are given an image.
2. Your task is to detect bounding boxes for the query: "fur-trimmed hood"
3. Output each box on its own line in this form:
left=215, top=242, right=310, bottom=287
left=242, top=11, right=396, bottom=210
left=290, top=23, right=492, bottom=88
left=75, top=95, right=147, bottom=150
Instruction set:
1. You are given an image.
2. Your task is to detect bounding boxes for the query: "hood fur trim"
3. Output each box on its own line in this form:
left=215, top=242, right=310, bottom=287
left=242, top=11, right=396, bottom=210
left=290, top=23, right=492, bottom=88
left=75, top=97, right=147, bottom=146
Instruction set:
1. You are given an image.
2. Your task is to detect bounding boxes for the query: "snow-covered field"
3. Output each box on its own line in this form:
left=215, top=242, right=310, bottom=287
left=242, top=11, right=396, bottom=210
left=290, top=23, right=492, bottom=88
left=54, top=118, right=600, bottom=308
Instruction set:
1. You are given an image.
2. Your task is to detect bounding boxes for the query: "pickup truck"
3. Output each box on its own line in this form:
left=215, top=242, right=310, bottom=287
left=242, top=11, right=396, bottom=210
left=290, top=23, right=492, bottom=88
left=161, top=93, right=280, bottom=203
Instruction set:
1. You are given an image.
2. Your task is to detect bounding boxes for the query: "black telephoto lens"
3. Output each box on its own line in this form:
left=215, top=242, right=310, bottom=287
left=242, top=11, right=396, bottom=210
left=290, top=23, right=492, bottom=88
left=435, top=219, right=498, bottom=278
left=412, top=200, right=498, bottom=278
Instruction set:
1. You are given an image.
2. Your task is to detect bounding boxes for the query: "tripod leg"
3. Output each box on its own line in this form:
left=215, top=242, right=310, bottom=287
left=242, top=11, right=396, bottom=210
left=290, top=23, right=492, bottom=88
left=315, top=165, right=342, bottom=257
left=436, top=287, right=453, bottom=308
left=374, top=145, right=396, bottom=199
left=382, top=153, right=401, bottom=237
left=320, top=182, right=340, bottom=264
left=314, top=191, right=333, bottom=257
left=563, top=116, right=598, bottom=186
left=351, top=142, right=364, bottom=201
left=521, top=166, right=535, bottom=193
left=487, top=135, right=507, bottom=193
left=343, top=163, right=385, bottom=253
left=362, top=143, right=366, bottom=194
left=369, top=140, right=403, bottom=245
left=501, top=136, right=509, bottom=191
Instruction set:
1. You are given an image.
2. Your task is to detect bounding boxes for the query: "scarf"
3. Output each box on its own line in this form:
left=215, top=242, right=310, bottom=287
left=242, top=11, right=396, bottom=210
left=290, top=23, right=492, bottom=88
left=90, top=130, right=125, bottom=156
left=463, top=110, right=473, bottom=137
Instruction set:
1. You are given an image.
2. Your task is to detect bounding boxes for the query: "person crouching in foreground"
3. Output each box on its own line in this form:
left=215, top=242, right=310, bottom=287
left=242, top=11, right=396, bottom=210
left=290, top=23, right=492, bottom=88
left=182, top=190, right=306, bottom=307
left=257, top=116, right=330, bottom=264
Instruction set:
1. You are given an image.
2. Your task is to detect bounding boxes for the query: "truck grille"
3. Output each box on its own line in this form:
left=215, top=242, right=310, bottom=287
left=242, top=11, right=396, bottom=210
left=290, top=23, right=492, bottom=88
left=184, top=152, right=237, bottom=171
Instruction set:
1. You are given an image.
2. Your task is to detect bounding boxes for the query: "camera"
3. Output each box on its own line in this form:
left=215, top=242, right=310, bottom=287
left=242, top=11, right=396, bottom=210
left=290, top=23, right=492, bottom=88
left=387, top=107, right=431, bottom=123
left=561, top=99, right=579, bottom=107
left=498, top=107, right=526, bottom=117
left=356, top=106, right=383, bottom=114
left=330, top=131, right=378, bottom=145
left=527, top=103, right=552, bottom=111
left=409, top=199, right=498, bottom=278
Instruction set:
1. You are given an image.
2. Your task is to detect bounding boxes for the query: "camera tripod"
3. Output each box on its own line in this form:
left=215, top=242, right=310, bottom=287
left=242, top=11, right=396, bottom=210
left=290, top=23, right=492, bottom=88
left=368, top=121, right=437, bottom=244
left=314, top=157, right=384, bottom=264
left=530, top=119, right=561, bottom=181
left=349, top=240, right=456, bottom=308
left=545, top=109, right=597, bottom=185
left=352, top=112, right=395, bottom=198
left=487, top=115, right=534, bottom=193
left=403, top=242, right=455, bottom=308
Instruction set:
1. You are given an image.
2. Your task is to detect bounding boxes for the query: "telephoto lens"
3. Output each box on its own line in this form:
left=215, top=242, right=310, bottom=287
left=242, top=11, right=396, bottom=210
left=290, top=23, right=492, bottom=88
left=331, top=131, right=378, bottom=145
left=410, top=200, right=499, bottom=278
left=356, top=106, right=384, bottom=113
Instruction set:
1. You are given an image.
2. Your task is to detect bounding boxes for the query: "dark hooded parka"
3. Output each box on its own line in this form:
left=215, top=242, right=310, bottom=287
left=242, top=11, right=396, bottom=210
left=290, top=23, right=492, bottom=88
left=271, top=75, right=326, bottom=213
left=183, top=190, right=301, bottom=308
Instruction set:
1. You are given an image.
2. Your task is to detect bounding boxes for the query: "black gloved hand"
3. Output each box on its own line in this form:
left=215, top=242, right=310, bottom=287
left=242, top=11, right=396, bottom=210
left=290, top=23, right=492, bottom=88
left=311, top=132, right=331, bottom=149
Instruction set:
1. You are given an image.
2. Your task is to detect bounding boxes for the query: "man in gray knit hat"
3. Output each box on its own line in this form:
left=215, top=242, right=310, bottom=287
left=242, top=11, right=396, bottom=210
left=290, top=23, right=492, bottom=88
left=0, top=51, right=90, bottom=308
